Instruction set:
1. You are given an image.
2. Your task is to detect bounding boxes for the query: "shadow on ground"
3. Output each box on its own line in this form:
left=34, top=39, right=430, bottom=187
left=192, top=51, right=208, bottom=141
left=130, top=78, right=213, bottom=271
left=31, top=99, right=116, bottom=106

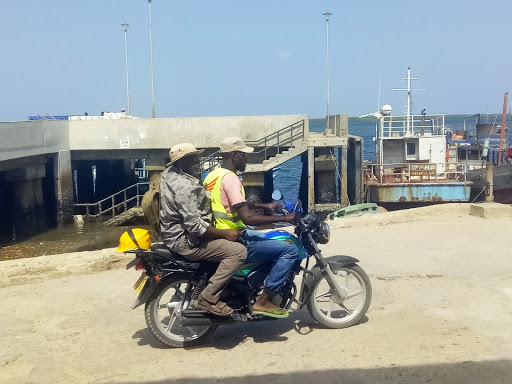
left=102, top=360, right=512, bottom=384
left=132, top=309, right=369, bottom=350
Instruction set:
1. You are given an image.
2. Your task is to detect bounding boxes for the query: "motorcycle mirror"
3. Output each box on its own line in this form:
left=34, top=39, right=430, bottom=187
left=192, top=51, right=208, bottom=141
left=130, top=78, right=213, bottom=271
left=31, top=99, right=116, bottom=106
left=271, top=190, right=283, bottom=201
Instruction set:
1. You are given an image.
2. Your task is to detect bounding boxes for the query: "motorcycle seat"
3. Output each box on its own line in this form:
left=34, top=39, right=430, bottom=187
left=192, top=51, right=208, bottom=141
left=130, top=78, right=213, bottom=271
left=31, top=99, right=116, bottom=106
left=150, top=243, right=208, bottom=270
left=150, top=243, right=189, bottom=262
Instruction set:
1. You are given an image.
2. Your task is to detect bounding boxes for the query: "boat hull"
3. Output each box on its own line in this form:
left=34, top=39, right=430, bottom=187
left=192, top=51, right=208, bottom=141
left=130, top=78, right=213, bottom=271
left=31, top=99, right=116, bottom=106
left=367, top=182, right=473, bottom=203
left=468, top=163, right=512, bottom=204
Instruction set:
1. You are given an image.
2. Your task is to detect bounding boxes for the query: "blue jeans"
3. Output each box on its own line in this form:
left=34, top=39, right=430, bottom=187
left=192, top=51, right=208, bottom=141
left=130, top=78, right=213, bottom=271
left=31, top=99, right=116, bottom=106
left=242, top=230, right=299, bottom=294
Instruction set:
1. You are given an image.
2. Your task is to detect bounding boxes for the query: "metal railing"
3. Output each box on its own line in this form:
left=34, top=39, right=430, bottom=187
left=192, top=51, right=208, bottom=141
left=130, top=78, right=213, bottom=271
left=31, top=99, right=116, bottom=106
left=200, top=119, right=306, bottom=175
left=74, top=182, right=150, bottom=219
left=135, top=167, right=149, bottom=179
left=379, top=114, right=445, bottom=138
left=364, top=162, right=469, bottom=184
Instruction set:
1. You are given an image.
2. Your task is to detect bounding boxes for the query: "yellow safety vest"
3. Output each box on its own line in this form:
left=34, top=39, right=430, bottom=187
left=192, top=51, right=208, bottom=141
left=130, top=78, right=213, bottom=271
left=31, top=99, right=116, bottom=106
left=203, top=168, right=245, bottom=230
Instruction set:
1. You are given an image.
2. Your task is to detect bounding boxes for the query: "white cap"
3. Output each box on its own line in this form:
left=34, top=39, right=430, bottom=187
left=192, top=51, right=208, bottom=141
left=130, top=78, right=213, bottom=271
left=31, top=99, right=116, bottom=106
left=167, top=143, right=204, bottom=166
left=220, top=137, right=254, bottom=153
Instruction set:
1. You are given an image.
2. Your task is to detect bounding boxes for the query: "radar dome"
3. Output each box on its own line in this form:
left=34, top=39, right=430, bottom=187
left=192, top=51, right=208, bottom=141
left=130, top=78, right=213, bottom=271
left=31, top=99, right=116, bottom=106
left=381, top=104, right=392, bottom=116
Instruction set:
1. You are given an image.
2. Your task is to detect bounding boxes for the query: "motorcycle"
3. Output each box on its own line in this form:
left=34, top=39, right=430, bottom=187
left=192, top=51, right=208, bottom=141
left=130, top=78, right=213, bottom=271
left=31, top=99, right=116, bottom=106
left=125, top=192, right=372, bottom=348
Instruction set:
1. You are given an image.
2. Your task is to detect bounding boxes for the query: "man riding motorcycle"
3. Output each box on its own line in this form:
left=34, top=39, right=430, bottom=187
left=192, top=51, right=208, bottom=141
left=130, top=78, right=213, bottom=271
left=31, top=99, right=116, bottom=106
left=160, top=142, right=247, bottom=317
left=203, top=137, right=299, bottom=318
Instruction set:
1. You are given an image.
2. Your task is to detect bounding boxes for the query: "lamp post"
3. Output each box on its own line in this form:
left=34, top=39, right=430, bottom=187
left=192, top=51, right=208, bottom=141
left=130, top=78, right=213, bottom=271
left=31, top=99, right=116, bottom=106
left=121, top=23, right=130, bottom=115
left=147, top=0, right=155, bottom=118
left=323, top=12, right=332, bottom=134
left=323, top=12, right=332, bottom=133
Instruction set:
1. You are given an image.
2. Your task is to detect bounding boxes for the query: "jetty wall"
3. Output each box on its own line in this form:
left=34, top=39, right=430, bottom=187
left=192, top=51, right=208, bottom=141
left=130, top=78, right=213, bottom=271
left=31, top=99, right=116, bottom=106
left=0, top=114, right=308, bottom=242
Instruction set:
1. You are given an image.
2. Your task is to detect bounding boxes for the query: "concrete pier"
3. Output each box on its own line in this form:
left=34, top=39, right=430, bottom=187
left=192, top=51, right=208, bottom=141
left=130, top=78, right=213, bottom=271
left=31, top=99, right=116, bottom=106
left=241, top=170, right=274, bottom=204
left=54, top=151, right=74, bottom=226
left=4, top=164, right=47, bottom=238
left=145, top=158, right=166, bottom=182
left=0, top=113, right=363, bottom=241
left=314, top=151, right=337, bottom=204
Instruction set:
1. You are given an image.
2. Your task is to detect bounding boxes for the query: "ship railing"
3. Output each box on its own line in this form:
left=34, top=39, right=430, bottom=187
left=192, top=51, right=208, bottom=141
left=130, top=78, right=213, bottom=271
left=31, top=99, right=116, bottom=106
left=379, top=114, right=446, bottom=138
left=200, top=119, right=306, bottom=176
left=73, top=182, right=150, bottom=219
left=364, top=162, right=469, bottom=183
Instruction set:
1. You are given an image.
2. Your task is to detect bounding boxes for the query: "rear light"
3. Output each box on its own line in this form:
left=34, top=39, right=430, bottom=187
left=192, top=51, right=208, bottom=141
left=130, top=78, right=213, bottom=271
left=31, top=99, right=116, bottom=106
left=135, top=260, right=145, bottom=271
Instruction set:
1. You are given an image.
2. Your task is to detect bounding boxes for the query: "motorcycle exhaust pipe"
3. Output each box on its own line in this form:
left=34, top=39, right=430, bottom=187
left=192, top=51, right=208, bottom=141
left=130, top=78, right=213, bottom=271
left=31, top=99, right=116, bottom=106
left=180, top=315, right=212, bottom=327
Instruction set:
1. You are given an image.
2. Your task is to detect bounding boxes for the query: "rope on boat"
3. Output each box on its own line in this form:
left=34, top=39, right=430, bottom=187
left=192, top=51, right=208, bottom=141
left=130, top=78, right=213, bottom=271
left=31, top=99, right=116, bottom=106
left=471, top=185, right=487, bottom=203
left=329, top=149, right=351, bottom=206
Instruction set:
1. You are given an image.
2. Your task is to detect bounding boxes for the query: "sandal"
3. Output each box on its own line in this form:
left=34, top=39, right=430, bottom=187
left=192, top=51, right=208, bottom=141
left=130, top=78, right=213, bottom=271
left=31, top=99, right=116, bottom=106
left=252, top=307, right=289, bottom=319
left=196, top=297, right=234, bottom=317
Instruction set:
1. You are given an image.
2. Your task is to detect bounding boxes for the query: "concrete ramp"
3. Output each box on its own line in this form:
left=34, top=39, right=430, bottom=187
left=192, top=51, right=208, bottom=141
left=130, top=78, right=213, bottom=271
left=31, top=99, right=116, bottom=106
left=102, top=207, right=145, bottom=227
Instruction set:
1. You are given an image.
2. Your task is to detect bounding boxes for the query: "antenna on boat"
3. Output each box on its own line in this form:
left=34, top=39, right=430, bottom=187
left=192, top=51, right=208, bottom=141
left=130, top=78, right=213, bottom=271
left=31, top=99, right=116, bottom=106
left=392, top=67, right=424, bottom=135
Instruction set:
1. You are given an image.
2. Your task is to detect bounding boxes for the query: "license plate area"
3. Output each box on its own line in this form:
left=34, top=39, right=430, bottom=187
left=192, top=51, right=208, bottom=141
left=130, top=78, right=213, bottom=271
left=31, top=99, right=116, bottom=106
left=133, top=272, right=148, bottom=293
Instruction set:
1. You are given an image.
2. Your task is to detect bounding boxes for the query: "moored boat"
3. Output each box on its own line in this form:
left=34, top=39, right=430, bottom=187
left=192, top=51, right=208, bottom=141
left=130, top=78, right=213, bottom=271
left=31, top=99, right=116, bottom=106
left=468, top=163, right=512, bottom=204
left=449, top=93, right=511, bottom=203
left=361, top=68, right=473, bottom=205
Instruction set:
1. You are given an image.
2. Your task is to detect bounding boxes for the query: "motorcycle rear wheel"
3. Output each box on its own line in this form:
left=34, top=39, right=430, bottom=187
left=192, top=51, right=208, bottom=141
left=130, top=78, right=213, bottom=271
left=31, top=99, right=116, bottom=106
left=307, top=264, right=372, bottom=328
left=145, top=276, right=215, bottom=348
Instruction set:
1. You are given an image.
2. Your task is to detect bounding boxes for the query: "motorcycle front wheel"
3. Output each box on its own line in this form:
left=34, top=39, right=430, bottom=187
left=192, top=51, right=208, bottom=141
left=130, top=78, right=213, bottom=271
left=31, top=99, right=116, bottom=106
left=145, top=276, right=215, bottom=348
left=307, top=264, right=372, bottom=328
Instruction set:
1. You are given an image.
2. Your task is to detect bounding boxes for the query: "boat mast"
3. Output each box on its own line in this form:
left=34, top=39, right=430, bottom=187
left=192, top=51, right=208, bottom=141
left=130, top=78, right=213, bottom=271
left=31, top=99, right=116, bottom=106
left=406, top=68, right=412, bottom=132
left=393, top=67, right=421, bottom=135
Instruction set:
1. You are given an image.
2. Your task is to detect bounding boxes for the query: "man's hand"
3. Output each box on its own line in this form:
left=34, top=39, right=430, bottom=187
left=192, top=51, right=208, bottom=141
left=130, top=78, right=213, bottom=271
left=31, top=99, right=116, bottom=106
left=284, top=213, right=299, bottom=224
left=266, top=202, right=282, bottom=213
left=205, top=226, right=242, bottom=241
left=222, top=229, right=243, bottom=242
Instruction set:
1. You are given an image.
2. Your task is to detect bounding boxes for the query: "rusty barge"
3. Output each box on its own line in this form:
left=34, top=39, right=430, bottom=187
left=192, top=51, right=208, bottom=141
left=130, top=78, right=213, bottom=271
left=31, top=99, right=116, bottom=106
left=362, top=68, right=473, bottom=204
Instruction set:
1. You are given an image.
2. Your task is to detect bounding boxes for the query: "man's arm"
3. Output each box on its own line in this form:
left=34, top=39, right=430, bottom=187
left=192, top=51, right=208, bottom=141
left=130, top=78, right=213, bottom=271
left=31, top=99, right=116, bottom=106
left=220, top=173, right=292, bottom=226
left=203, top=226, right=242, bottom=242
left=247, top=202, right=281, bottom=212
left=234, top=203, right=295, bottom=227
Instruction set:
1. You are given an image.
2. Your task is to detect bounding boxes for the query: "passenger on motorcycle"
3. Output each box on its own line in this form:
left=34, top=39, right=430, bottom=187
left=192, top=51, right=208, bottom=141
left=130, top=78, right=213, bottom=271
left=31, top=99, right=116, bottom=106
left=160, top=143, right=247, bottom=317
left=203, top=137, right=299, bottom=318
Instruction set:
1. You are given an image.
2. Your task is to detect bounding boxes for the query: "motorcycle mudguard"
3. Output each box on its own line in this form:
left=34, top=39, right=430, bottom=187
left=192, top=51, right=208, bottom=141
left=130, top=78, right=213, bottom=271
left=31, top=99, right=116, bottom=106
left=301, top=255, right=359, bottom=305
left=126, top=257, right=140, bottom=270
left=132, top=277, right=159, bottom=309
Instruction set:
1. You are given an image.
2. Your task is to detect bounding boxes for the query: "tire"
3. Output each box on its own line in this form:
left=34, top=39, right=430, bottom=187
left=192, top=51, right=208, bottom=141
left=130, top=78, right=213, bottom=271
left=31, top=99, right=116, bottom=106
left=145, top=276, right=215, bottom=348
left=306, top=264, right=372, bottom=329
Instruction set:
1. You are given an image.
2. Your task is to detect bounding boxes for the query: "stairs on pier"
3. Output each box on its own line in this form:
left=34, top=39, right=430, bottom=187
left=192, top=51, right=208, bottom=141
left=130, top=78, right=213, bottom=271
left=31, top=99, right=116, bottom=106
left=245, top=143, right=308, bottom=173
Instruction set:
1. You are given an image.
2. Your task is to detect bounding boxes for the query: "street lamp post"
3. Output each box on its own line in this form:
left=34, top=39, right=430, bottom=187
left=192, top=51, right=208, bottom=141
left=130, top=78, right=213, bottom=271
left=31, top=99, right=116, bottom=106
left=323, top=12, right=332, bottom=134
left=121, top=23, right=130, bottom=115
left=147, top=0, right=155, bottom=118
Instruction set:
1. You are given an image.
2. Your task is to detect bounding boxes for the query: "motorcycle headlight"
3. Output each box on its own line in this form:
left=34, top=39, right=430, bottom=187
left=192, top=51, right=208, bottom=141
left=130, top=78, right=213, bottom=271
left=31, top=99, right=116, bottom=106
left=315, top=221, right=330, bottom=244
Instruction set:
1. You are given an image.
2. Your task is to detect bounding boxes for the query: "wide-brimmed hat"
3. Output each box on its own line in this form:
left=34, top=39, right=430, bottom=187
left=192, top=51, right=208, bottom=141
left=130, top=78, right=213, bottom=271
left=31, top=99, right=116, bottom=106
left=220, top=137, right=254, bottom=153
left=167, top=143, right=204, bottom=166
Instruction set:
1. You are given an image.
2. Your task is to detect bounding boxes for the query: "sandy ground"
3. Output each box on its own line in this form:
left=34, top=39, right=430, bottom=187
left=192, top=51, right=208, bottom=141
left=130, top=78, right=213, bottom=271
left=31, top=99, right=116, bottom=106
left=1, top=204, right=511, bottom=384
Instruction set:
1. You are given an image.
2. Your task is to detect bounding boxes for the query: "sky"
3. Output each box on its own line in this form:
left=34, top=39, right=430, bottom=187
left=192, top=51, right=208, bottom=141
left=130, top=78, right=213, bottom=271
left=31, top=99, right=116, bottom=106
left=1, top=0, right=511, bottom=121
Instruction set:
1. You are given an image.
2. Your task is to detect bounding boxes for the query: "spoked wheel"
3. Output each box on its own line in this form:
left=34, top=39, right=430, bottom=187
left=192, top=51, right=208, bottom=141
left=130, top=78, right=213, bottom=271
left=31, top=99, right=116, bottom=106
left=145, top=276, right=215, bottom=347
left=307, top=264, right=372, bottom=328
